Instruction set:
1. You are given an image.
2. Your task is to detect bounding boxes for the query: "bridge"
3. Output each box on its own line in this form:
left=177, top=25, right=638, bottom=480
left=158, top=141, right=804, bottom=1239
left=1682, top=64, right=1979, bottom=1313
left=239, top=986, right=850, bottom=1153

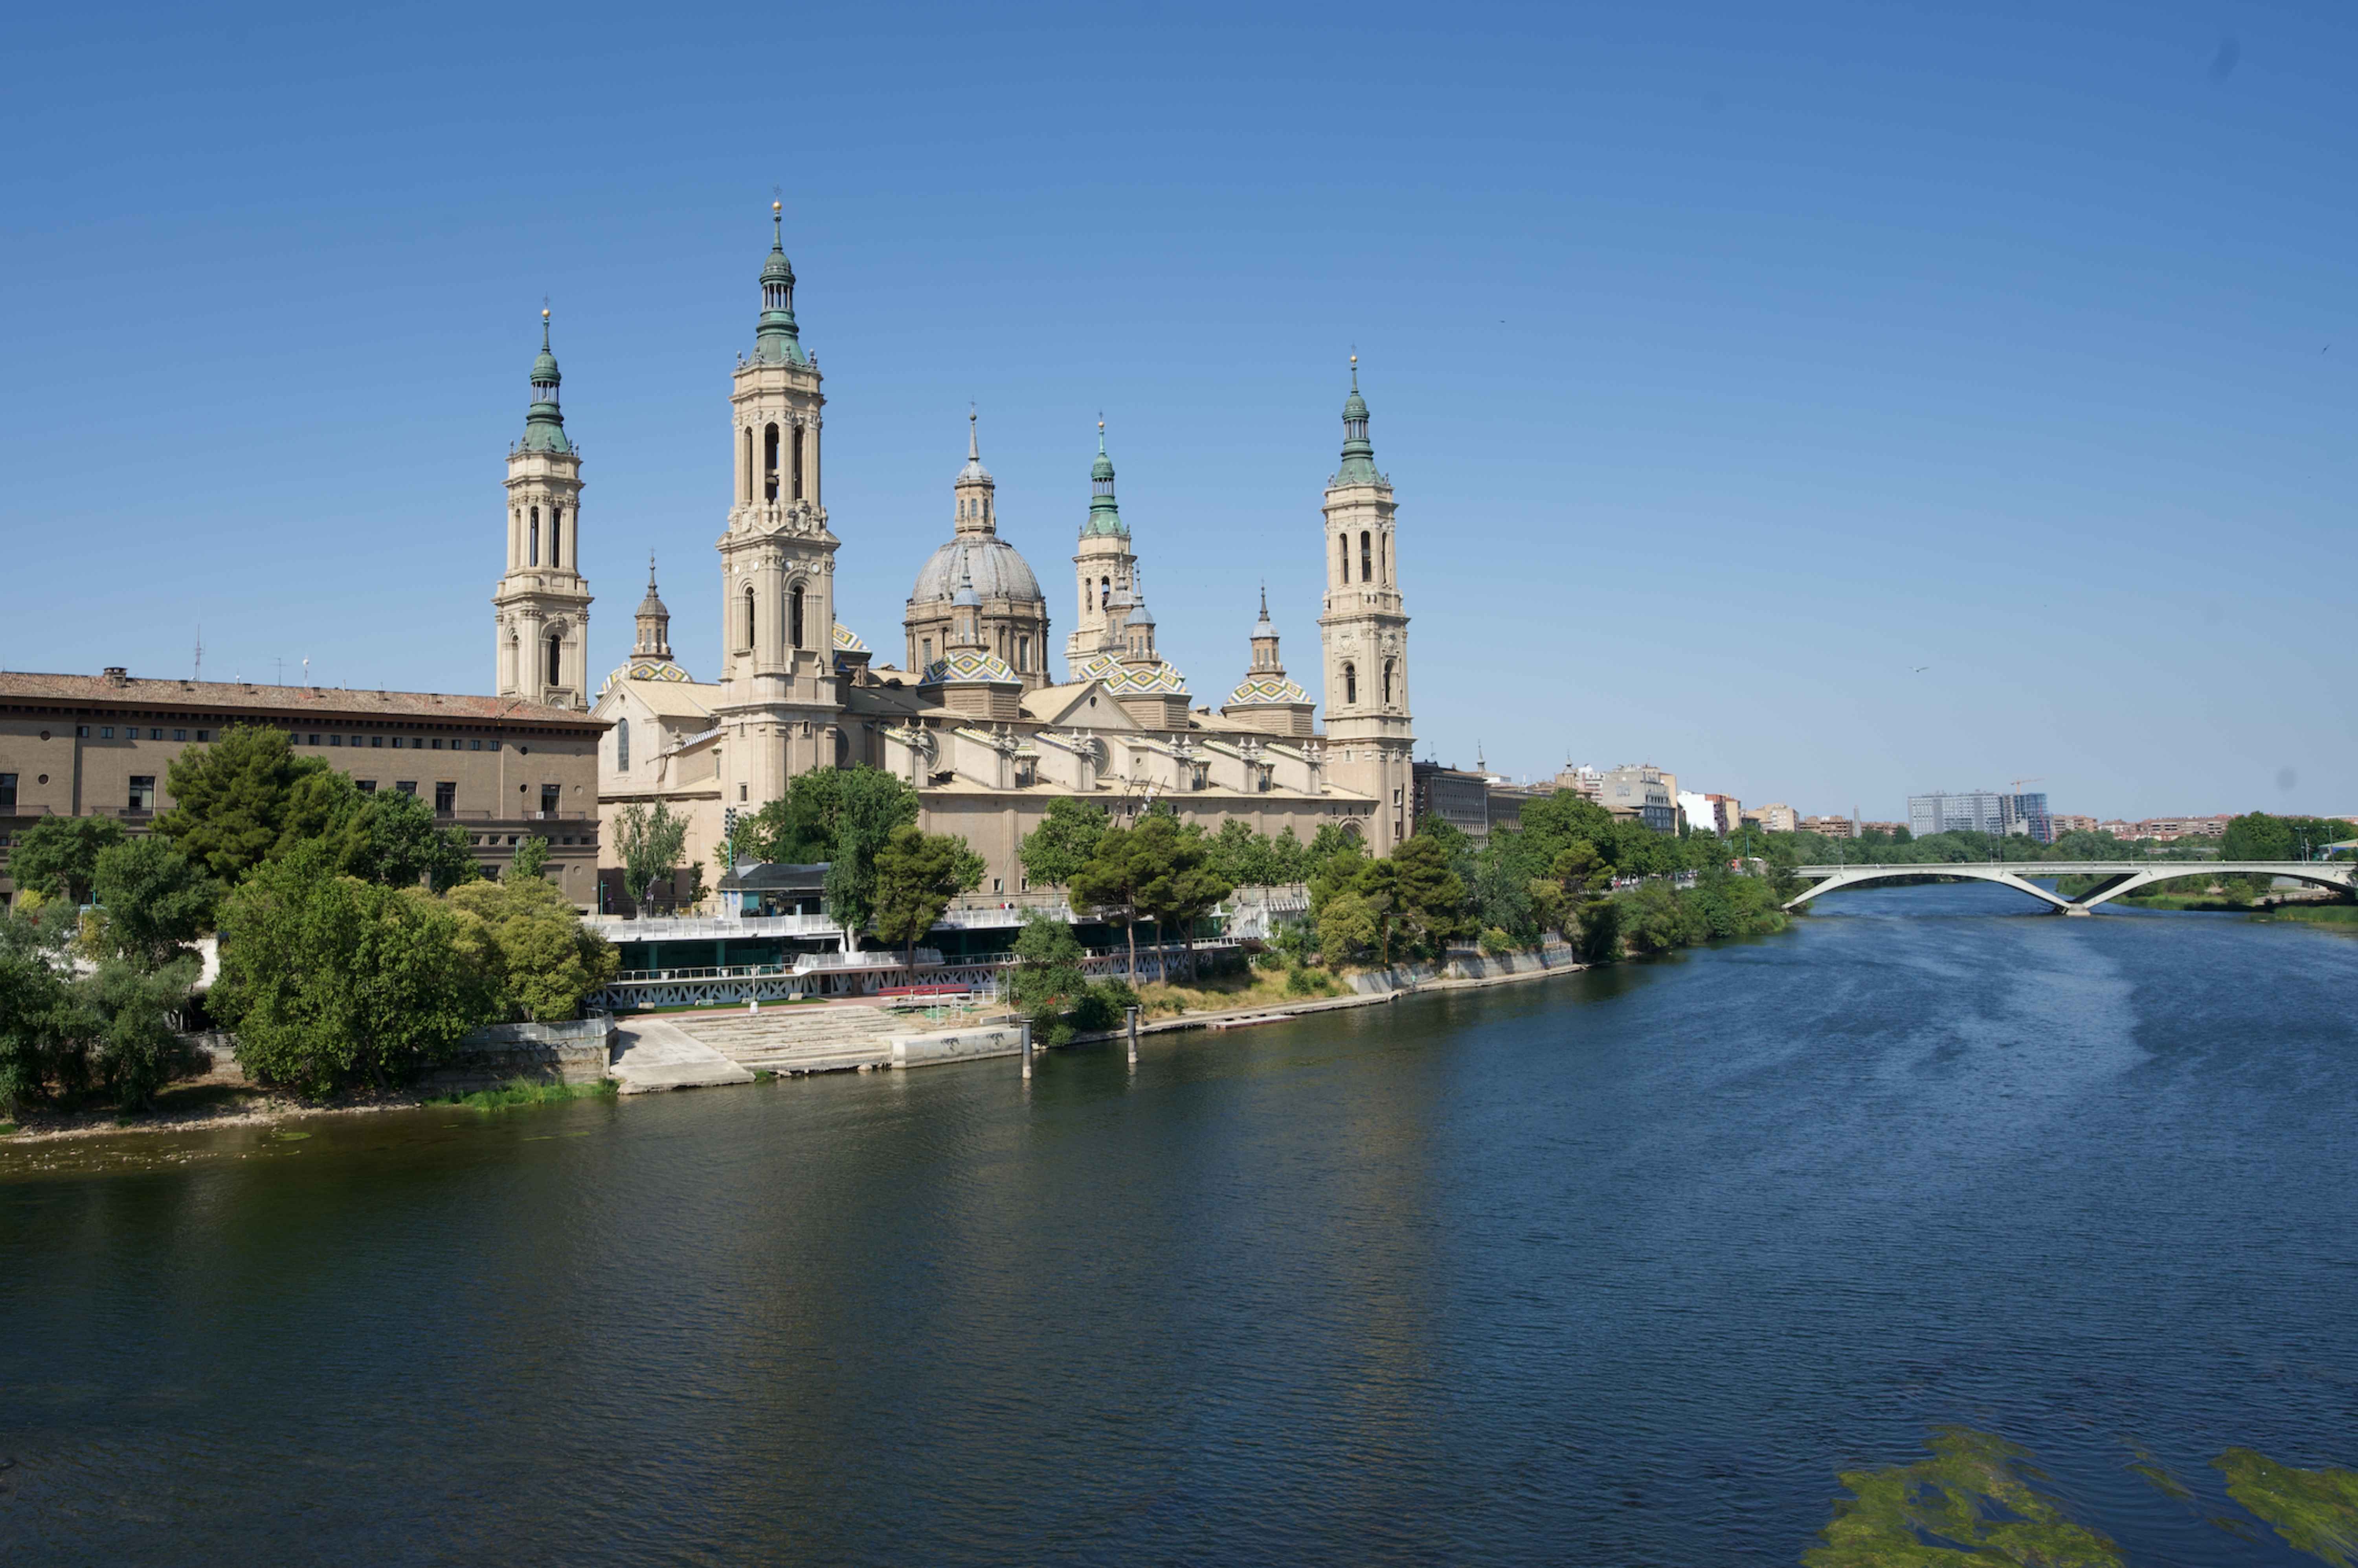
left=1787, top=861, right=2357, bottom=915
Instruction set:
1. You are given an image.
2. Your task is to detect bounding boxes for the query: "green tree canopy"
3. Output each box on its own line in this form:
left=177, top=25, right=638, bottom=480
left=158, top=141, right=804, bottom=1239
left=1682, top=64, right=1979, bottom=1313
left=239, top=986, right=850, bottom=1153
left=614, top=800, right=691, bottom=912
left=322, top=788, right=480, bottom=892
left=509, top=833, right=551, bottom=881
left=1006, top=911, right=1090, bottom=1044
left=1072, top=819, right=1159, bottom=983
left=445, top=876, right=617, bottom=1022
left=156, top=723, right=331, bottom=881
left=92, top=835, right=220, bottom=970
left=1132, top=812, right=1234, bottom=980
left=1388, top=833, right=1469, bottom=958
left=0, top=909, right=78, bottom=1116
left=211, top=845, right=492, bottom=1096
left=1018, top=798, right=1110, bottom=888
left=872, top=825, right=986, bottom=970
left=8, top=815, right=126, bottom=904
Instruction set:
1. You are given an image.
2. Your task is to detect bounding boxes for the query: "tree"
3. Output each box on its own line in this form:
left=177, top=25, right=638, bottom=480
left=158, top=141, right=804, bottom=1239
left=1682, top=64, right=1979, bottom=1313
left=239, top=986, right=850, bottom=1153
left=92, top=835, right=219, bottom=970
left=823, top=771, right=923, bottom=947
left=80, top=955, right=200, bottom=1111
left=509, top=833, right=551, bottom=881
left=738, top=765, right=919, bottom=867
left=614, top=800, right=691, bottom=914
left=1006, top=911, right=1091, bottom=1045
left=322, top=788, right=480, bottom=892
left=1132, top=812, right=1233, bottom=981
left=446, top=876, right=618, bottom=1022
left=212, top=845, right=492, bottom=1095
left=1019, top=798, right=1110, bottom=887
left=1573, top=894, right=1622, bottom=965
left=155, top=723, right=331, bottom=881
left=9, top=815, right=126, bottom=905
left=1072, top=821, right=1157, bottom=984
left=1317, top=890, right=1381, bottom=967
left=873, top=825, right=985, bottom=973
left=0, top=909, right=77, bottom=1116
left=1389, top=833, right=1468, bottom=958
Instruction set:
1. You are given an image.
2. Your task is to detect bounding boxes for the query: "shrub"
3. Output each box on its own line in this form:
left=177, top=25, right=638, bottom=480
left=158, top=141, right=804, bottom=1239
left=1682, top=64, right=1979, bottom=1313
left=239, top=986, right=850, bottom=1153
left=1479, top=925, right=1516, bottom=957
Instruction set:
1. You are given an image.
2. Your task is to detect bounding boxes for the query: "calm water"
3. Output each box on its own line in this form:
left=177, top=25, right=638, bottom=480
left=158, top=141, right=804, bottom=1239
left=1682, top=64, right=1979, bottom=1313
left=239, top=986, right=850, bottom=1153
left=5, top=884, right=2356, bottom=1564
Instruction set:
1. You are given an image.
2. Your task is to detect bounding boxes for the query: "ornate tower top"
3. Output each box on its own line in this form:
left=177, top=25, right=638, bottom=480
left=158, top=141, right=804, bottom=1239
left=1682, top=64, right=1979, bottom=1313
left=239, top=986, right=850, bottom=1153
left=1082, top=417, right=1127, bottom=538
left=1333, top=353, right=1380, bottom=488
left=752, top=201, right=809, bottom=368
left=1250, top=584, right=1282, bottom=672
left=953, top=407, right=997, bottom=536
left=634, top=553, right=672, bottom=659
left=519, top=308, right=571, bottom=455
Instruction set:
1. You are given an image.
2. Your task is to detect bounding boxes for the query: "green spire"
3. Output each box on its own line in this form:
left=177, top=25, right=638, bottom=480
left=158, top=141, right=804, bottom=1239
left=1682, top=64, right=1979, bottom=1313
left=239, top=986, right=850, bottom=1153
left=752, top=200, right=809, bottom=367
left=1334, top=354, right=1377, bottom=486
left=1083, top=416, right=1127, bottom=538
left=520, top=307, right=571, bottom=454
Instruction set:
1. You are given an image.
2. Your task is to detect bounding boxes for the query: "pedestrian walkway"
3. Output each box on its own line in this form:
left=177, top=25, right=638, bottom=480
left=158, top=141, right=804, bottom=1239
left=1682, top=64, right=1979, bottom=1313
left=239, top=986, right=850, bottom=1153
left=671, top=1004, right=910, bottom=1076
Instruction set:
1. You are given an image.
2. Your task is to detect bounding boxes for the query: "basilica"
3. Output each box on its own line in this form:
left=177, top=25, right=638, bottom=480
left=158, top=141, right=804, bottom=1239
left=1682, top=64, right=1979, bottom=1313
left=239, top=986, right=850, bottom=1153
left=497, top=206, right=1418, bottom=903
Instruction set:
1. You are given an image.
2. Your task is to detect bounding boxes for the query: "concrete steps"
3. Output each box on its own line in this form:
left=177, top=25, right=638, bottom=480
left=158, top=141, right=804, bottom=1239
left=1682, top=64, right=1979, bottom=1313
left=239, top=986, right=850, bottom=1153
left=610, top=1019, right=757, bottom=1094
left=670, top=1006, right=910, bottom=1075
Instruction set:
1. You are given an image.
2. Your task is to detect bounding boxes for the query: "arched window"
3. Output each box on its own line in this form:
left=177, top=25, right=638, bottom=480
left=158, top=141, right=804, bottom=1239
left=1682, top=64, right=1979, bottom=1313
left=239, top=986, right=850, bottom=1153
left=1017, top=634, right=1029, bottom=672
left=529, top=507, right=540, bottom=566
left=792, top=426, right=805, bottom=500
left=1100, top=576, right=1111, bottom=609
left=742, top=428, right=754, bottom=503
left=1381, top=533, right=1389, bottom=584
left=1382, top=658, right=1395, bottom=704
left=1361, top=531, right=1372, bottom=582
left=742, top=586, right=756, bottom=650
left=616, top=717, right=631, bottom=772
left=763, top=424, right=780, bottom=501
left=1342, top=661, right=1358, bottom=705
left=551, top=508, right=563, bottom=569
left=789, top=584, right=805, bottom=648
left=545, top=632, right=562, bottom=687
left=1338, top=533, right=1349, bottom=582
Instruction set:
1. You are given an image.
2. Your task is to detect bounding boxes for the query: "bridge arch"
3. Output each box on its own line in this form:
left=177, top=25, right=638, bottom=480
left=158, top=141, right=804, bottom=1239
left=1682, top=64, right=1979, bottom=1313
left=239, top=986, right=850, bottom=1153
left=1787, top=861, right=2357, bottom=914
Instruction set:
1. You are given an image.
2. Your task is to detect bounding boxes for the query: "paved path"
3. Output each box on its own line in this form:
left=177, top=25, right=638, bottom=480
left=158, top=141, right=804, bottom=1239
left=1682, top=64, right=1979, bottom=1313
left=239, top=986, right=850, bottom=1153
left=609, top=1018, right=757, bottom=1094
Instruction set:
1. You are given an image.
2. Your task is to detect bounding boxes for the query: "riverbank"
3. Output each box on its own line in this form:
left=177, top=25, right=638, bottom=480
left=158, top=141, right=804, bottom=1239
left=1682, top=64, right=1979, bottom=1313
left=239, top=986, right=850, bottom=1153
left=0, top=950, right=1594, bottom=1145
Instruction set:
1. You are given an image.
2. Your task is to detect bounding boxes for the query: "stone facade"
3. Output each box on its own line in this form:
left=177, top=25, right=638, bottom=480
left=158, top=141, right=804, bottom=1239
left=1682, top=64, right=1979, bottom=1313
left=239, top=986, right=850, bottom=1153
left=492, top=310, right=593, bottom=711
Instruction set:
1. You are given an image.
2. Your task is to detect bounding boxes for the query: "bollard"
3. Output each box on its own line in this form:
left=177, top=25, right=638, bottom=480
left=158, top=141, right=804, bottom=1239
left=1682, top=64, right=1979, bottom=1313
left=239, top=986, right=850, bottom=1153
left=1126, top=1004, right=1140, bottom=1067
left=1020, top=1019, right=1033, bottom=1080
left=749, top=996, right=760, bottom=1015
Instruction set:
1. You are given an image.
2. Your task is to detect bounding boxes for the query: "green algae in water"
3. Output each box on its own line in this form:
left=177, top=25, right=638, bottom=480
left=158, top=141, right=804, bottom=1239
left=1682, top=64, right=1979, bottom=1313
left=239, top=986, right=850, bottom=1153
left=1805, top=1427, right=2123, bottom=1566
left=2123, top=1440, right=2196, bottom=1504
left=2213, top=1449, right=2358, bottom=1566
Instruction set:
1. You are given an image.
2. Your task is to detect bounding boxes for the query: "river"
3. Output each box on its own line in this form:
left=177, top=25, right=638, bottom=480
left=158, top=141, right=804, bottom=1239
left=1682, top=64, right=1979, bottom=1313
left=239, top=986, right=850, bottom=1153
left=4, top=883, right=2354, bottom=1564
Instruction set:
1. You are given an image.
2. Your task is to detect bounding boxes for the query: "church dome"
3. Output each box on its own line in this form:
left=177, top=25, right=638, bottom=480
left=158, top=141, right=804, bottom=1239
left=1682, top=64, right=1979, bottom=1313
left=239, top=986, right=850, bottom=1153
left=911, top=536, right=1043, bottom=607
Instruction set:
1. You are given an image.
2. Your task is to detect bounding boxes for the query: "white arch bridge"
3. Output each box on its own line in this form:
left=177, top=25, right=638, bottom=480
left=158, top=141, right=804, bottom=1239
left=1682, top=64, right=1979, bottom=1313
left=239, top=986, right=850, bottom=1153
left=1787, top=861, right=2356, bottom=915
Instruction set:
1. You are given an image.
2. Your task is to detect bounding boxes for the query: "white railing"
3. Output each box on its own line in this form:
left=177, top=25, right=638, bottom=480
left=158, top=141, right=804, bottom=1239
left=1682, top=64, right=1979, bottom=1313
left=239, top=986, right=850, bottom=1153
left=590, top=913, right=844, bottom=941
left=793, top=948, right=943, bottom=973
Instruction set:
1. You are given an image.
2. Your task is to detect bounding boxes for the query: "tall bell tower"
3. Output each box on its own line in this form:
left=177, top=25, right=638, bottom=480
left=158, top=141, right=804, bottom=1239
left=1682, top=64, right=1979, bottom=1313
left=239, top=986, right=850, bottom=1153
left=715, top=202, right=844, bottom=811
left=493, top=309, right=593, bottom=708
left=1316, top=357, right=1414, bottom=850
left=1066, top=420, right=1138, bottom=668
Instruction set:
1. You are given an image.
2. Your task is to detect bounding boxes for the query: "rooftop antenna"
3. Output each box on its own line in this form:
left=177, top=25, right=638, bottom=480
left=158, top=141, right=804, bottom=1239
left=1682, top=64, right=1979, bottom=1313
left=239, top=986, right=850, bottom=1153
left=274, top=656, right=285, bottom=687
left=303, top=657, right=311, bottom=688
left=193, top=624, right=203, bottom=681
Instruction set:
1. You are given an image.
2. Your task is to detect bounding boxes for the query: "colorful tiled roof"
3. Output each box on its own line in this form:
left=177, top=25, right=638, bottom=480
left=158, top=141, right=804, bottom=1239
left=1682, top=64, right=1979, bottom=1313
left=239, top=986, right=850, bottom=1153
left=1071, top=651, right=1189, bottom=696
left=920, top=649, right=1020, bottom=686
left=1227, top=674, right=1310, bottom=707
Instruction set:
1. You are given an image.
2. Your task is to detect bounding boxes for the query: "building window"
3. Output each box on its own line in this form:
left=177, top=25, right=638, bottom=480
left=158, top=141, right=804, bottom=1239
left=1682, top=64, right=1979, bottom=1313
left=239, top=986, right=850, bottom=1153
left=306, top=733, right=319, bottom=745
left=127, top=775, right=155, bottom=812
left=76, top=725, right=88, bottom=738
left=616, top=717, right=631, bottom=771
left=792, top=425, right=805, bottom=500
left=740, top=784, right=747, bottom=802
left=169, top=729, right=184, bottom=741
left=470, top=738, right=482, bottom=751
left=0, top=774, right=15, bottom=809
left=541, top=784, right=561, bottom=816
left=764, top=422, right=780, bottom=501
left=1382, top=659, right=1395, bottom=704
left=100, top=726, right=113, bottom=739
left=789, top=584, right=805, bottom=648
left=330, top=734, right=343, bottom=746
left=530, top=506, right=540, bottom=566
left=395, top=781, right=417, bottom=796
left=1361, top=531, right=1372, bottom=582
left=1342, top=662, right=1357, bottom=705
left=742, top=427, right=754, bottom=503
left=1381, top=533, right=1389, bottom=584
left=430, top=737, right=442, bottom=751
left=742, top=587, right=756, bottom=650
left=370, top=736, right=383, bottom=748
left=357, top=780, right=376, bottom=793
left=921, top=637, right=932, bottom=665
left=150, top=728, right=163, bottom=741
left=391, top=737, right=404, bottom=750
left=487, top=740, right=500, bottom=752
left=1017, top=635, right=1028, bottom=672
left=434, top=782, right=456, bottom=816
left=546, top=633, right=562, bottom=687
left=1338, top=533, right=1349, bottom=582
left=551, top=508, right=563, bottom=569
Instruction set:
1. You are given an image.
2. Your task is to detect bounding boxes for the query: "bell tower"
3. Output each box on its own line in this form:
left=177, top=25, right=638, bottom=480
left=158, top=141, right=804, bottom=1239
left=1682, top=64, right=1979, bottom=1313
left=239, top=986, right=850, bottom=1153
left=1316, top=357, right=1414, bottom=850
left=1066, top=420, right=1138, bottom=669
left=715, top=202, right=844, bottom=810
left=493, top=309, right=593, bottom=708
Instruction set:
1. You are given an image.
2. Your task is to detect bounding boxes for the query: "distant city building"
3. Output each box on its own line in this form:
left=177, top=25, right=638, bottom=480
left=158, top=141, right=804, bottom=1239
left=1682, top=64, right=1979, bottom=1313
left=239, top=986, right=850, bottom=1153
left=2103, top=814, right=2233, bottom=842
left=2002, top=791, right=2053, bottom=844
left=1600, top=764, right=1676, bottom=833
left=2049, top=813, right=2099, bottom=837
left=1801, top=814, right=1858, bottom=838
left=1858, top=820, right=1908, bottom=837
left=1412, top=760, right=1492, bottom=844
left=1677, top=791, right=1743, bottom=836
left=1908, top=790, right=2008, bottom=837
left=1749, top=802, right=1800, bottom=833
left=1554, top=763, right=1604, bottom=803
left=1488, top=781, right=1538, bottom=837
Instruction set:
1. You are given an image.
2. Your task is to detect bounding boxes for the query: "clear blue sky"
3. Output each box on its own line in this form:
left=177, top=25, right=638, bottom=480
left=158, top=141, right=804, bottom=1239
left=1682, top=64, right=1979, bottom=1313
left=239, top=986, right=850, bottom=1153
left=5, top=1, right=2351, bottom=821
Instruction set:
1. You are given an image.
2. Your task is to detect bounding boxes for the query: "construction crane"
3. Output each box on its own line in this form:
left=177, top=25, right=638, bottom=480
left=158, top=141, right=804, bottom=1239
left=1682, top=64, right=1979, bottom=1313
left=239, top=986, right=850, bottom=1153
left=2008, top=776, right=2044, bottom=793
